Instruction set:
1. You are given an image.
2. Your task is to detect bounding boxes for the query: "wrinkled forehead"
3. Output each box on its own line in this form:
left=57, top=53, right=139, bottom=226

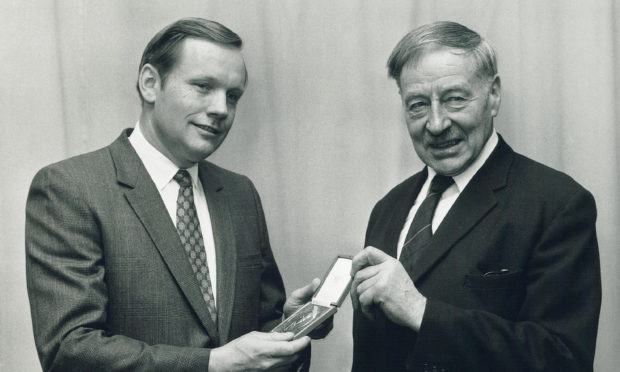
left=399, top=46, right=481, bottom=87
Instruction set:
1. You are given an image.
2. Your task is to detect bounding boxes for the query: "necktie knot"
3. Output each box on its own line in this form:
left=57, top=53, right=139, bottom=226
left=428, top=175, right=454, bottom=195
left=174, top=169, right=192, bottom=188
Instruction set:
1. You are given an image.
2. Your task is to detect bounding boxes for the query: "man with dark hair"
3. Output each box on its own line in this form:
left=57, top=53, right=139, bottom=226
left=26, top=17, right=317, bottom=371
left=350, top=21, right=601, bottom=372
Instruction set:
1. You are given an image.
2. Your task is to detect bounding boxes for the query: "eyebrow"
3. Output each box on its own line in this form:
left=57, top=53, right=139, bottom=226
left=403, top=85, right=474, bottom=106
left=188, top=76, right=246, bottom=92
left=438, top=82, right=472, bottom=93
left=440, top=87, right=472, bottom=98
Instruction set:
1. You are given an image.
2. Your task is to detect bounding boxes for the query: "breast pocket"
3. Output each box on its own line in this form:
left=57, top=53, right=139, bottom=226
left=463, top=270, right=525, bottom=319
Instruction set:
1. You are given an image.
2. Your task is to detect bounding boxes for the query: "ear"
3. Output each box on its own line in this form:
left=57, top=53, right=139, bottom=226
left=138, top=64, right=160, bottom=104
left=488, top=75, right=501, bottom=117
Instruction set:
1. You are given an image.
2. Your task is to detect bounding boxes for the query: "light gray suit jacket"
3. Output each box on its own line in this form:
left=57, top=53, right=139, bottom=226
left=26, top=129, right=286, bottom=371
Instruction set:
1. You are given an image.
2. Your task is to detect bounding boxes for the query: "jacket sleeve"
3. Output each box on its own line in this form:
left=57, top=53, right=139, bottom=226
left=412, top=189, right=601, bottom=372
left=25, top=166, right=212, bottom=372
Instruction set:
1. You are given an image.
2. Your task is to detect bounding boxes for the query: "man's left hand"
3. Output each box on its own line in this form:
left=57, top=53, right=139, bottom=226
left=350, top=246, right=426, bottom=331
left=283, top=278, right=334, bottom=339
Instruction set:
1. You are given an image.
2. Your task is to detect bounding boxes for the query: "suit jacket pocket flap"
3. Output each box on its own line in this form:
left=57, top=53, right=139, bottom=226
left=463, top=270, right=524, bottom=289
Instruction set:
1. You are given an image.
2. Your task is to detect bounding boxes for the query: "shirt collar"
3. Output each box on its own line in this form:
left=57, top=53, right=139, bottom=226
left=129, top=122, right=200, bottom=190
left=428, top=129, right=498, bottom=192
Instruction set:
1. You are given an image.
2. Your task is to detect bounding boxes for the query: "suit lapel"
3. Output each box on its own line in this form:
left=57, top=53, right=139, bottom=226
left=199, top=162, right=236, bottom=345
left=378, top=170, right=428, bottom=258
left=409, top=137, right=514, bottom=282
left=109, top=130, right=219, bottom=341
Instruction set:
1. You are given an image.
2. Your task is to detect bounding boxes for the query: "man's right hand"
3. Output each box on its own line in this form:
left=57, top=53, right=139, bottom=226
left=350, top=246, right=427, bottom=331
left=208, top=331, right=310, bottom=371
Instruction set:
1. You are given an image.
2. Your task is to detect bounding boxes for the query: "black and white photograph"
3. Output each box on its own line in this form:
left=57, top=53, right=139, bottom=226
left=2, top=1, right=619, bottom=371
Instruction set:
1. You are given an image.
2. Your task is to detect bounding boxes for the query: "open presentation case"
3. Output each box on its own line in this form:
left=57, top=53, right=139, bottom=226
left=271, top=255, right=353, bottom=339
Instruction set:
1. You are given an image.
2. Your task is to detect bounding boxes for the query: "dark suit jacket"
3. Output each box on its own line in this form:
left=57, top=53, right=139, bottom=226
left=352, top=137, right=601, bottom=372
left=26, top=129, right=286, bottom=371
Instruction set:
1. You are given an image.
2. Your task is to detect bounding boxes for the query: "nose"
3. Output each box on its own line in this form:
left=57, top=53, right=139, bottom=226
left=206, top=90, right=228, bottom=119
left=426, top=100, right=451, bottom=135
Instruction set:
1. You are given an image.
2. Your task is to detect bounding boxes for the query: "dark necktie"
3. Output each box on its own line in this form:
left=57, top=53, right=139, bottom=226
left=174, top=169, right=217, bottom=323
left=399, top=174, right=454, bottom=265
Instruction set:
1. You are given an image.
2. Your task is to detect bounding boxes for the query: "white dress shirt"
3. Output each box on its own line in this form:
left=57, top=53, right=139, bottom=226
left=396, top=130, right=499, bottom=259
left=129, top=123, right=217, bottom=304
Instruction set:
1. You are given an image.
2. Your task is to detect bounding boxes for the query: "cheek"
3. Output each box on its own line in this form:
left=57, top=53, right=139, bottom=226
left=451, top=112, right=485, bottom=135
left=166, top=87, right=201, bottom=109
left=219, top=113, right=235, bottom=133
left=156, top=96, right=186, bottom=120
left=405, top=118, right=426, bottom=138
left=226, top=107, right=237, bottom=122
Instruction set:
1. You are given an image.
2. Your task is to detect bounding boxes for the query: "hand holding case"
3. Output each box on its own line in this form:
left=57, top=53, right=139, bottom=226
left=271, top=255, right=352, bottom=338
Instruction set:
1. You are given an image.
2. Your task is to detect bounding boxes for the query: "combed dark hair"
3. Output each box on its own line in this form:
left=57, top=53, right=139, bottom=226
left=136, top=17, right=244, bottom=101
left=387, top=21, right=497, bottom=84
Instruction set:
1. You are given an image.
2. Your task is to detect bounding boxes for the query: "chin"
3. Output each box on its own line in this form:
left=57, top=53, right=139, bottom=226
left=189, top=142, right=221, bottom=159
left=194, top=151, right=215, bottom=162
left=430, top=160, right=467, bottom=176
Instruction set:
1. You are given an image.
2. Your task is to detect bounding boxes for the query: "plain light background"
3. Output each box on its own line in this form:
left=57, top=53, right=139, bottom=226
left=2, top=1, right=619, bottom=371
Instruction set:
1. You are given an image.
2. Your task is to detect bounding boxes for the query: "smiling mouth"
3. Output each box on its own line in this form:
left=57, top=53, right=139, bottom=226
left=429, top=139, right=461, bottom=149
left=191, top=122, right=220, bottom=135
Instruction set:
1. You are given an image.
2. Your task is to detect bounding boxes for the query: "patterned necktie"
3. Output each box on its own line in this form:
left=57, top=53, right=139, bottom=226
left=399, top=174, right=454, bottom=265
left=173, top=169, right=217, bottom=323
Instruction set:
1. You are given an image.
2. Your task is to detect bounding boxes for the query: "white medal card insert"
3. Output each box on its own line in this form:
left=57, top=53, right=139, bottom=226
left=271, top=255, right=353, bottom=338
